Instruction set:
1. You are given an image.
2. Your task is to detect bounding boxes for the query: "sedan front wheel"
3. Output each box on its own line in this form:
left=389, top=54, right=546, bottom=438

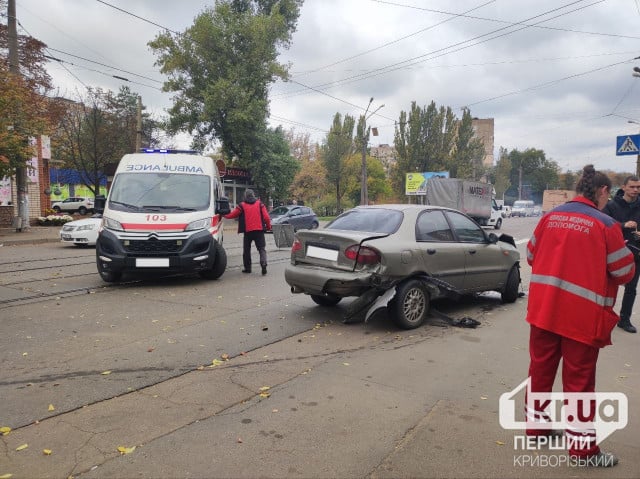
left=390, top=279, right=429, bottom=329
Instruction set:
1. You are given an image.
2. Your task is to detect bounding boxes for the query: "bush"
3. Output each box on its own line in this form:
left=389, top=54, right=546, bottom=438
left=36, top=215, right=73, bottom=226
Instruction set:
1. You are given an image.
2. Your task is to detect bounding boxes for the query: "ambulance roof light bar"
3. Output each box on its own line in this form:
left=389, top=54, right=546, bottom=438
left=140, top=148, right=198, bottom=155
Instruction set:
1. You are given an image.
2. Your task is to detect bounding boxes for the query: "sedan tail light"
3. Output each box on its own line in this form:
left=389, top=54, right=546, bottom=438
left=291, top=239, right=302, bottom=253
left=344, top=245, right=381, bottom=265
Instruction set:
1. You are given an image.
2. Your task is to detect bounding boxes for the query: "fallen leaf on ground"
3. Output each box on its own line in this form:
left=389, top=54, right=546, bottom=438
left=101, top=371, right=111, bottom=375
left=117, top=446, right=136, bottom=454
left=0, top=473, right=13, bottom=478
left=43, top=449, right=52, bottom=455
left=221, top=353, right=229, bottom=360
left=15, top=444, right=28, bottom=451
left=209, top=359, right=223, bottom=367
left=48, top=404, right=55, bottom=411
left=496, top=441, right=505, bottom=446
left=0, top=426, right=10, bottom=435
left=259, top=386, right=270, bottom=392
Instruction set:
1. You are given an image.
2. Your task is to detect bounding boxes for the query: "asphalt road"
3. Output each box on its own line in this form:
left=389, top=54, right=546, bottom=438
left=1, top=216, right=638, bottom=479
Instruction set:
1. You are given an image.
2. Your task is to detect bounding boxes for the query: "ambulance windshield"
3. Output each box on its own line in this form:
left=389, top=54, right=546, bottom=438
left=109, top=173, right=211, bottom=212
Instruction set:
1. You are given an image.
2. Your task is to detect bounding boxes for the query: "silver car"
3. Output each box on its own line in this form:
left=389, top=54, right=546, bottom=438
left=285, top=204, right=521, bottom=329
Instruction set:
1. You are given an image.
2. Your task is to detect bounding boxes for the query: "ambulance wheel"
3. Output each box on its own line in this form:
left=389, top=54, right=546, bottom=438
left=494, top=218, right=502, bottom=230
left=501, top=265, right=520, bottom=303
left=200, top=242, right=227, bottom=280
left=311, top=294, right=342, bottom=306
left=390, top=279, right=429, bottom=329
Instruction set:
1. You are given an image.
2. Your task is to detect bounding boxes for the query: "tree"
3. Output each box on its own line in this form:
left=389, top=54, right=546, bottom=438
left=289, top=156, right=327, bottom=205
left=491, top=148, right=512, bottom=200
left=242, top=126, right=299, bottom=202
left=343, top=153, right=391, bottom=206
left=505, top=148, right=559, bottom=202
left=148, top=0, right=302, bottom=161
left=450, top=108, right=485, bottom=180
left=0, top=4, right=59, bottom=179
left=323, top=113, right=355, bottom=212
left=392, top=101, right=458, bottom=198
left=55, top=87, right=163, bottom=196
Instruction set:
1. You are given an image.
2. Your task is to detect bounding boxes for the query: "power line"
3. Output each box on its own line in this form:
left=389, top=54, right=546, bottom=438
left=279, top=0, right=605, bottom=99
left=95, top=0, right=181, bottom=35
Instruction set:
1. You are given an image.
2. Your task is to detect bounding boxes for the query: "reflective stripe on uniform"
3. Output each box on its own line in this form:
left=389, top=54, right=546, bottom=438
left=530, top=274, right=615, bottom=307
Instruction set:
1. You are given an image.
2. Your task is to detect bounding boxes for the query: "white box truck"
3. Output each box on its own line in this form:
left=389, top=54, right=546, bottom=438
left=96, top=149, right=231, bottom=282
left=425, top=178, right=503, bottom=229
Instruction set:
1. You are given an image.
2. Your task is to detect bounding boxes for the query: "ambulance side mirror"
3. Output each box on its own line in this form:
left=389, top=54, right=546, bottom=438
left=216, top=197, right=231, bottom=215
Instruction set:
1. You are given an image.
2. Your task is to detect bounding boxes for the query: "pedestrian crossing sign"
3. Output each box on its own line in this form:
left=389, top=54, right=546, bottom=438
left=616, top=134, right=640, bottom=155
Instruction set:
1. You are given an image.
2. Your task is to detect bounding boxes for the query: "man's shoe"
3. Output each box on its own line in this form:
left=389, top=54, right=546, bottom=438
left=617, top=321, right=637, bottom=333
left=570, top=451, right=618, bottom=467
left=242, top=269, right=251, bottom=274
left=261, top=265, right=267, bottom=275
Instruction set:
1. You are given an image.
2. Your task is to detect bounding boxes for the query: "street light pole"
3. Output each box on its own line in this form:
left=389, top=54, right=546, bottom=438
left=360, top=98, right=384, bottom=205
left=628, top=120, right=640, bottom=177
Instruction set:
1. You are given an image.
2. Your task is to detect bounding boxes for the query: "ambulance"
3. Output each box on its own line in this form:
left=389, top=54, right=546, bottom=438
left=96, top=149, right=231, bottom=283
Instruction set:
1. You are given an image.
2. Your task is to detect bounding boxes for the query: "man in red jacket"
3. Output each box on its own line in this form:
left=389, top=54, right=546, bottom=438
left=525, top=165, right=635, bottom=467
left=223, top=189, right=271, bottom=275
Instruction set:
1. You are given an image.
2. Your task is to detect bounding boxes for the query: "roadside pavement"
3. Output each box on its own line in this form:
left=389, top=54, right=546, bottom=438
left=1, top=224, right=638, bottom=478
left=0, top=226, right=62, bottom=247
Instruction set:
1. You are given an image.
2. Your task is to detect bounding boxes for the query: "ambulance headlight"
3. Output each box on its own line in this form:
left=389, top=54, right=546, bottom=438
left=185, top=217, right=212, bottom=231
left=102, top=216, right=124, bottom=231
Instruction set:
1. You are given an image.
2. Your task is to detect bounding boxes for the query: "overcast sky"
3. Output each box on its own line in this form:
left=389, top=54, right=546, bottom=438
left=11, top=0, right=640, bottom=173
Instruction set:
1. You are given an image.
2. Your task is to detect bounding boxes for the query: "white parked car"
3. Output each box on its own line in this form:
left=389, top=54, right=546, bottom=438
left=51, top=197, right=94, bottom=215
left=59, top=215, right=102, bottom=246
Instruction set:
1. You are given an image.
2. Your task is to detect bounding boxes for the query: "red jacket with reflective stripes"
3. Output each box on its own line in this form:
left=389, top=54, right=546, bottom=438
left=224, top=198, right=271, bottom=233
left=526, top=196, right=635, bottom=348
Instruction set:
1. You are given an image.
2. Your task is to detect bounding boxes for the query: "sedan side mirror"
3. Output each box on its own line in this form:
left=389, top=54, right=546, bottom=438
left=487, top=232, right=499, bottom=244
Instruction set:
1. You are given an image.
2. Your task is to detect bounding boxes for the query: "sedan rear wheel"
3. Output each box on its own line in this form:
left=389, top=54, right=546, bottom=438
left=311, top=294, right=342, bottom=307
left=390, top=279, right=429, bottom=329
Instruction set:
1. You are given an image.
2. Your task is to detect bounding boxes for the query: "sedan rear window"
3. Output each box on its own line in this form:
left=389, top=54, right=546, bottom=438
left=326, top=208, right=403, bottom=234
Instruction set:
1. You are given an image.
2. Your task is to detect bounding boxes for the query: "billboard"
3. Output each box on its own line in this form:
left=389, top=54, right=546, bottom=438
left=405, top=171, right=450, bottom=195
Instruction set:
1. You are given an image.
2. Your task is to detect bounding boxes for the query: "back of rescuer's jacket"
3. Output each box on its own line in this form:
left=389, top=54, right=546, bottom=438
left=526, top=196, right=635, bottom=348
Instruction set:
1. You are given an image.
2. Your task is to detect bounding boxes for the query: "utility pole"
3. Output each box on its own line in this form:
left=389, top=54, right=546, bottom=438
left=360, top=98, right=384, bottom=206
left=8, top=0, right=30, bottom=231
left=135, top=95, right=142, bottom=151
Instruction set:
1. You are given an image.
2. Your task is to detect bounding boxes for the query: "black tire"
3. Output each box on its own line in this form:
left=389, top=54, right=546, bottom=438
left=390, top=279, right=430, bottom=329
left=494, top=218, right=502, bottom=230
left=97, top=257, right=122, bottom=283
left=310, top=221, right=319, bottom=229
left=311, top=294, right=342, bottom=306
left=78, top=206, right=87, bottom=215
left=501, top=265, right=520, bottom=303
left=53, top=206, right=61, bottom=213
left=199, top=241, right=227, bottom=280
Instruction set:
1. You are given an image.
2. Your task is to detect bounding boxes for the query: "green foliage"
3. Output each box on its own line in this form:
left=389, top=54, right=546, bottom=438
left=148, top=0, right=302, bottom=160
left=504, top=147, right=560, bottom=202
left=491, top=148, right=512, bottom=199
left=322, top=113, right=356, bottom=211
left=451, top=108, right=485, bottom=179
left=391, top=101, right=458, bottom=197
left=237, top=126, right=299, bottom=201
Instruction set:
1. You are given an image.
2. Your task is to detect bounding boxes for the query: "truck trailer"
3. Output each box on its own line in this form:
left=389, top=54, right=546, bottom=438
left=425, top=178, right=503, bottom=229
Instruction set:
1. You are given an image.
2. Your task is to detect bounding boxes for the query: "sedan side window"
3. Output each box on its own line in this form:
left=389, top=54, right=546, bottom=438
left=445, top=211, right=486, bottom=243
left=416, top=210, right=454, bottom=242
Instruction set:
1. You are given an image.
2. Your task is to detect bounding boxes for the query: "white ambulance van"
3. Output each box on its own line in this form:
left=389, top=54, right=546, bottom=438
left=96, top=149, right=231, bottom=283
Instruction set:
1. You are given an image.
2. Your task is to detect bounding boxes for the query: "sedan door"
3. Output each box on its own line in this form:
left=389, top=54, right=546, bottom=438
left=414, top=209, right=467, bottom=290
left=444, top=210, right=506, bottom=291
